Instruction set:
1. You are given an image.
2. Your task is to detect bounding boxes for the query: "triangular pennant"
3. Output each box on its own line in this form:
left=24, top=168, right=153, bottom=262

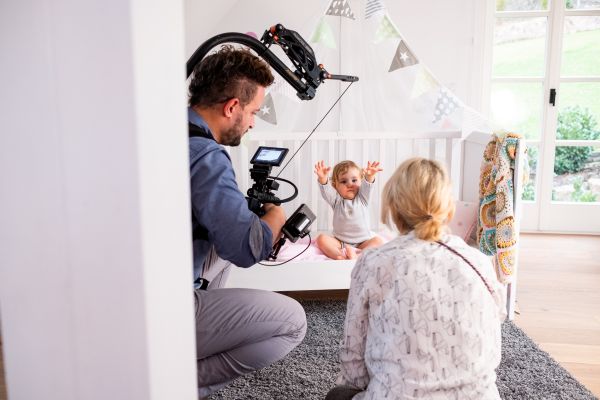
left=411, top=67, right=440, bottom=98
left=441, top=117, right=457, bottom=130
left=432, top=88, right=460, bottom=124
left=365, top=0, right=386, bottom=19
left=461, top=106, right=492, bottom=137
left=310, top=17, right=336, bottom=49
left=257, top=93, right=277, bottom=125
left=374, top=14, right=401, bottom=44
left=388, top=40, right=419, bottom=72
left=326, top=0, right=356, bottom=20
left=268, top=78, right=302, bottom=103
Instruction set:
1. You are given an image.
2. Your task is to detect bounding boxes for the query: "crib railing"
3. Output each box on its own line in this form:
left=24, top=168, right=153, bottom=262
left=228, top=130, right=463, bottom=232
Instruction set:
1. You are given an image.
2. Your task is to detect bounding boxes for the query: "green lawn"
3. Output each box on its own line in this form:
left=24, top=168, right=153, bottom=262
left=492, top=28, right=600, bottom=201
left=492, top=29, right=600, bottom=140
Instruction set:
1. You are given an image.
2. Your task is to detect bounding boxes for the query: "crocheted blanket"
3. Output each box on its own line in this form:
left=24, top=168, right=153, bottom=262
left=477, top=132, right=528, bottom=284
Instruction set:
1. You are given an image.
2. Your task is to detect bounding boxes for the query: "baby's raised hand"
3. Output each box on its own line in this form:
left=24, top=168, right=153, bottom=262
left=314, top=160, right=331, bottom=184
left=364, top=161, right=383, bottom=183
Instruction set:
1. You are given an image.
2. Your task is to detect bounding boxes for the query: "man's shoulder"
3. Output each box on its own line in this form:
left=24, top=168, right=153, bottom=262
left=189, top=137, right=228, bottom=164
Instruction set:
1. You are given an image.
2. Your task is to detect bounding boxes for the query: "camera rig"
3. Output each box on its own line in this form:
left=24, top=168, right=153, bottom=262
left=246, top=146, right=294, bottom=216
left=187, top=24, right=358, bottom=258
left=246, top=146, right=315, bottom=260
left=186, top=23, right=358, bottom=100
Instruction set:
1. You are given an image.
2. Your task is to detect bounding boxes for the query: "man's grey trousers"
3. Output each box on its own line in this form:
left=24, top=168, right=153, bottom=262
left=195, top=255, right=307, bottom=397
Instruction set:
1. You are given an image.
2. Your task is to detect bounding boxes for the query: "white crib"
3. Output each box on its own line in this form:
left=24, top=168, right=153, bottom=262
left=225, top=130, right=524, bottom=319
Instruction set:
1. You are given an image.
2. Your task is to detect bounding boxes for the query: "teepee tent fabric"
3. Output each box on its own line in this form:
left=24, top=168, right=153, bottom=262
left=252, top=0, right=490, bottom=138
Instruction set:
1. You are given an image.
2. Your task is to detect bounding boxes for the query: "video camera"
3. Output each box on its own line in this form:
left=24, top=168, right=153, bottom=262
left=246, top=146, right=290, bottom=216
left=246, top=146, right=315, bottom=259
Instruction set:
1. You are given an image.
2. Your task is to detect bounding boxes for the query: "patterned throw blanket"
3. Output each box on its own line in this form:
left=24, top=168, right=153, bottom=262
left=478, top=132, right=528, bottom=284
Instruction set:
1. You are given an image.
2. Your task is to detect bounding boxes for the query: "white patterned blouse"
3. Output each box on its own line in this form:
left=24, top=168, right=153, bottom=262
left=337, top=231, right=507, bottom=399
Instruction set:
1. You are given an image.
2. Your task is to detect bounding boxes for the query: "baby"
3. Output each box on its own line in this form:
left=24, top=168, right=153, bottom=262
left=314, top=160, right=384, bottom=260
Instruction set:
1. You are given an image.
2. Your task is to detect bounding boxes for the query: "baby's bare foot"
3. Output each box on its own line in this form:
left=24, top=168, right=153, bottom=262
left=345, top=246, right=357, bottom=260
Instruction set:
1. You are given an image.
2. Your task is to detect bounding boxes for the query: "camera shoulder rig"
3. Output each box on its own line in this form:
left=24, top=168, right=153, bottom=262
left=186, top=23, right=357, bottom=101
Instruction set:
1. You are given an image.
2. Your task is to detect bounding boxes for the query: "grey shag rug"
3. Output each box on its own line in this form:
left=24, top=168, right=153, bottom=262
left=209, top=300, right=597, bottom=400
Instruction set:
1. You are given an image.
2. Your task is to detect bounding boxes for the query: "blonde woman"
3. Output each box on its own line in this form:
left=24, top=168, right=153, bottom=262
left=326, top=158, right=506, bottom=400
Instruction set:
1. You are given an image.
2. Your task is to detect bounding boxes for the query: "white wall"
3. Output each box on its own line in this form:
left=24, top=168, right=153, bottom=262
left=0, top=1, right=197, bottom=399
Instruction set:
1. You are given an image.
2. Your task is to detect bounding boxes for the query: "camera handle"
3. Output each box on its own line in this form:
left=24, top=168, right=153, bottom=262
left=268, top=236, right=287, bottom=260
left=246, top=176, right=299, bottom=216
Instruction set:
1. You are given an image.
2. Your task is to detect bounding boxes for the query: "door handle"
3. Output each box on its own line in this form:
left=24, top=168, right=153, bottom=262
left=549, top=88, right=557, bottom=106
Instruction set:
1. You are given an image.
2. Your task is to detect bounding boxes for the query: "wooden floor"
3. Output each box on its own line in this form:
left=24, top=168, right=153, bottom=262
left=0, top=233, right=598, bottom=399
left=514, top=233, right=600, bottom=397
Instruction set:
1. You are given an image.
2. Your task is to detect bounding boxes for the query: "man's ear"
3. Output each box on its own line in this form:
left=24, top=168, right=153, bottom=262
left=223, top=98, right=240, bottom=118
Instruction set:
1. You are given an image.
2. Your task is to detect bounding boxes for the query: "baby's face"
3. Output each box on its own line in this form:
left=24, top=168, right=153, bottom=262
left=334, top=168, right=362, bottom=200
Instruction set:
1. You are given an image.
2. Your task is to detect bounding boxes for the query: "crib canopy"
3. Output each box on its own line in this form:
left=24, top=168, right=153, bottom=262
left=185, top=0, right=491, bottom=138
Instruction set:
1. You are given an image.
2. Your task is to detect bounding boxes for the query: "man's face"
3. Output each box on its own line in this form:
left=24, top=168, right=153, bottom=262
left=334, top=167, right=362, bottom=200
left=220, top=86, right=265, bottom=147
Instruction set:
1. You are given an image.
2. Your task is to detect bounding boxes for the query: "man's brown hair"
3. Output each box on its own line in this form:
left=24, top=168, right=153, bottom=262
left=189, top=45, right=274, bottom=108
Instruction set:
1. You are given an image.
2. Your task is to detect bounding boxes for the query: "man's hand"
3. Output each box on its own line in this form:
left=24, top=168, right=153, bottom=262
left=364, top=161, right=383, bottom=183
left=261, top=203, right=286, bottom=244
left=314, top=160, right=331, bottom=185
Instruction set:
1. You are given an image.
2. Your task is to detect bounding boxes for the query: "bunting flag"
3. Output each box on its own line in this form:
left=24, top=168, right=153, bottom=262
left=462, top=107, right=492, bottom=136
left=374, top=14, right=401, bottom=44
left=257, top=93, right=277, bottom=125
left=326, top=0, right=356, bottom=19
left=310, top=17, right=336, bottom=49
left=432, top=87, right=460, bottom=124
left=269, top=78, right=302, bottom=103
left=388, top=40, right=419, bottom=72
left=269, top=75, right=306, bottom=103
left=411, top=67, right=440, bottom=98
left=441, top=117, right=458, bottom=130
left=365, top=0, right=386, bottom=19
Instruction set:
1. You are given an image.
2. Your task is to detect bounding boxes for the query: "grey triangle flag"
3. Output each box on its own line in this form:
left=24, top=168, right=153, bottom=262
left=365, top=0, right=385, bottom=19
left=257, top=93, right=277, bottom=125
left=432, top=88, right=460, bottom=124
left=326, top=0, right=356, bottom=20
left=389, top=40, right=419, bottom=72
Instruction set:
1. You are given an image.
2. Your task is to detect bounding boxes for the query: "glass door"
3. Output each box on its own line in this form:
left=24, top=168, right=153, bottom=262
left=540, top=0, right=600, bottom=232
left=488, top=0, right=600, bottom=233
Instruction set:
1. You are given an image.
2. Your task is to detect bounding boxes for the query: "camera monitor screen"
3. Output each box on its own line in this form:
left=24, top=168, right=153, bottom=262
left=250, top=146, right=289, bottom=167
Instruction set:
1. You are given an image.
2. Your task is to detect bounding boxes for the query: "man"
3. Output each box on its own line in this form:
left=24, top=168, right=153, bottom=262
left=188, top=45, right=307, bottom=398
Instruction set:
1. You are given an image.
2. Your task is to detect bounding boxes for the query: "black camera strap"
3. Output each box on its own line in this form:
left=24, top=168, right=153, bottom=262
left=189, top=122, right=214, bottom=241
left=195, top=278, right=210, bottom=290
left=188, top=122, right=215, bottom=141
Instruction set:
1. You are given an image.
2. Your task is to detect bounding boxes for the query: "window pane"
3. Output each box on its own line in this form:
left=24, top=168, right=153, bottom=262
left=553, top=146, right=600, bottom=202
left=561, top=16, right=600, bottom=76
left=557, top=83, right=600, bottom=138
left=491, top=82, right=543, bottom=140
left=523, top=144, right=539, bottom=201
left=493, top=17, right=547, bottom=77
left=565, top=0, right=600, bottom=10
left=496, top=0, right=548, bottom=11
